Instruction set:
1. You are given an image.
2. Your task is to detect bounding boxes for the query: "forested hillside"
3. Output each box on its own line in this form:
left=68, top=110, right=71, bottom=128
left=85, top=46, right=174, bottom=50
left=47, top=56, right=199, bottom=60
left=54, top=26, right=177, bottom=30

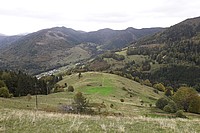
left=0, top=27, right=162, bottom=74
left=126, top=17, right=200, bottom=90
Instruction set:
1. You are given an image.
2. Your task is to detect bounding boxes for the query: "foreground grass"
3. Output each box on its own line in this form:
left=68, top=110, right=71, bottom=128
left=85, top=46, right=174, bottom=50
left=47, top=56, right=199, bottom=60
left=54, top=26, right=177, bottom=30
left=0, top=109, right=200, bottom=133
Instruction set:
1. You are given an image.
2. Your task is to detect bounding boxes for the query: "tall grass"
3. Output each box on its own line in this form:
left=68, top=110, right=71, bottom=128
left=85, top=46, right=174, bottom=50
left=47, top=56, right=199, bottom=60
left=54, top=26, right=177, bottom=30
left=1, top=109, right=199, bottom=133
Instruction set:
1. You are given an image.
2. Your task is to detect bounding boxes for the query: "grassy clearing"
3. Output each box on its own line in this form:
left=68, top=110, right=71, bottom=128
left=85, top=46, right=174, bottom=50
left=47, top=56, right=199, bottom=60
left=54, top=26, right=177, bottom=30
left=84, top=86, right=114, bottom=95
left=115, top=49, right=163, bottom=72
left=0, top=109, right=200, bottom=133
left=105, top=50, right=148, bottom=70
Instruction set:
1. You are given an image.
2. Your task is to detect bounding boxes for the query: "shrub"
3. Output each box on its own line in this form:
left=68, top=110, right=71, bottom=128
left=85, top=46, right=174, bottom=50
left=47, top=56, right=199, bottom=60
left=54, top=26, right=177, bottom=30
left=164, top=88, right=173, bottom=97
left=121, top=87, right=127, bottom=91
left=134, top=77, right=140, bottom=83
left=175, top=110, right=187, bottom=118
left=143, top=79, right=152, bottom=87
left=110, top=104, right=114, bottom=108
left=163, top=105, right=172, bottom=113
left=9, top=93, right=13, bottom=98
left=0, top=80, right=6, bottom=88
left=78, top=72, right=82, bottom=79
left=64, top=83, right=68, bottom=87
left=73, top=92, right=90, bottom=113
left=0, top=87, right=10, bottom=98
left=156, top=97, right=169, bottom=110
left=54, top=84, right=64, bottom=93
left=153, top=83, right=166, bottom=92
left=120, top=99, right=124, bottom=102
left=68, top=86, right=74, bottom=92
left=27, top=94, right=32, bottom=101
left=140, top=100, right=144, bottom=105
left=163, top=101, right=177, bottom=113
left=188, top=95, right=200, bottom=114
left=57, top=88, right=65, bottom=92
left=66, top=70, right=72, bottom=75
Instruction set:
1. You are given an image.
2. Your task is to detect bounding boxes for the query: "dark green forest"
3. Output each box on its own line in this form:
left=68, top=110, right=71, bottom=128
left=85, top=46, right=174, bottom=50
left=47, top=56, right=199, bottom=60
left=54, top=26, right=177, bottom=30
left=0, top=70, right=61, bottom=97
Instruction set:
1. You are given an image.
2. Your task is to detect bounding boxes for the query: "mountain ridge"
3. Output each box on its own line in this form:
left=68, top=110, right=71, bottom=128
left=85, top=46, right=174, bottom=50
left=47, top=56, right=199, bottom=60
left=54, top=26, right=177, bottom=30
left=0, top=26, right=163, bottom=74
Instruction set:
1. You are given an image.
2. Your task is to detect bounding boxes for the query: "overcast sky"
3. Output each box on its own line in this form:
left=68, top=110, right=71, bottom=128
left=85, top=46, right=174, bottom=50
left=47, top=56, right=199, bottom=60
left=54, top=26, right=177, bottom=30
left=0, top=0, right=200, bottom=35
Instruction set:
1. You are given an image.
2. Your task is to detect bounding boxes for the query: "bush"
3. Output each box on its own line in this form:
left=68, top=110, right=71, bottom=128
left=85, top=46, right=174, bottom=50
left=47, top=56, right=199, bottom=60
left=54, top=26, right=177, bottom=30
left=163, top=105, right=172, bottom=113
left=54, top=84, right=64, bottom=93
left=153, top=83, right=166, bottom=92
left=0, top=80, right=6, bottom=88
left=188, top=95, right=200, bottom=114
left=134, top=77, right=140, bottom=83
left=121, top=87, right=127, bottom=91
left=110, top=104, right=114, bottom=108
left=64, top=83, right=68, bottom=87
left=164, top=88, right=173, bottom=97
left=143, top=79, right=152, bottom=87
left=68, top=86, right=74, bottom=92
left=73, top=92, right=90, bottom=113
left=163, top=101, right=177, bottom=113
left=27, top=94, right=32, bottom=101
left=175, top=110, right=187, bottom=118
left=120, top=99, right=124, bottom=102
left=56, top=88, right=65, bottom=93
left=0, top=87, right=10, bottom=98
left=156, top=97, right=169, bottom=110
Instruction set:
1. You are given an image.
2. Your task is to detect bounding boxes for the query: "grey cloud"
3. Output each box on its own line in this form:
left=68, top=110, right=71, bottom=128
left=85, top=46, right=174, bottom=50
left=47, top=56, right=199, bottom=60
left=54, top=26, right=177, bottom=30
left=85, top=12, right=133, bottom=23
left=0, top=8, right=64, bottom=21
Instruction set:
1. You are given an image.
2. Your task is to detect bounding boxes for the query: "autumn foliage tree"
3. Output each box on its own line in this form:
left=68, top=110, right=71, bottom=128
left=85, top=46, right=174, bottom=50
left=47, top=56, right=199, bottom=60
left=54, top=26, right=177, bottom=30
left=153, top=83, right=166, bottom=92
left=173, top=87, right=200, bottom=113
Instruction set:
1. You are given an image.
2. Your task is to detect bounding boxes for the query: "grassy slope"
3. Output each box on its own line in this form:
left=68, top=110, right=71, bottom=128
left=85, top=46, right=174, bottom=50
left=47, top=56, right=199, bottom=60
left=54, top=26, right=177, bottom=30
left=1, top=109, right=200, bottom=133
left=58, top=72, right=162, bottom=116
left=0, top=72, right=200, bottom=132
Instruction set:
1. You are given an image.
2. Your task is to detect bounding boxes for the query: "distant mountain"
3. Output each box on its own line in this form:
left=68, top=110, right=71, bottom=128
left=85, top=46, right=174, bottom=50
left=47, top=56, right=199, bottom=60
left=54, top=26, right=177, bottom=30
left=136, top=17, right=200, bottom=46
left=0, top=34, right=6, bottom=41
left=0, top=35, right=23, bottom=49
left=0, top=26, right=163, bottom=74
left=84, top=27, right=164, bottom=50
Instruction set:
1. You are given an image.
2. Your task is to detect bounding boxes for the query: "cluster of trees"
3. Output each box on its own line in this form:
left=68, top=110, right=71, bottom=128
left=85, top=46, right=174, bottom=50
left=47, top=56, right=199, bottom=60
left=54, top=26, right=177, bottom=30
left=101, top=52, right=125, bottom=61
left=156, top=87, right=200, bottom=114
left=0, top=70, right=61, bottom=97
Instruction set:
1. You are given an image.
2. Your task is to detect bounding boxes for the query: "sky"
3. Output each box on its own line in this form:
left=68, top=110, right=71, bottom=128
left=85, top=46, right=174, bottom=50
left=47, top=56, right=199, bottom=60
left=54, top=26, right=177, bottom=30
left=0, top=0, right=200, bottom=35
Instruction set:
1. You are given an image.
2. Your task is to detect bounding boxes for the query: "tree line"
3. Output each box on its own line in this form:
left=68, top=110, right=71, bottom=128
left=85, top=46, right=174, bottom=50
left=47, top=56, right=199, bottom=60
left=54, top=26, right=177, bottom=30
left=0, top=70, right=61, bottom=97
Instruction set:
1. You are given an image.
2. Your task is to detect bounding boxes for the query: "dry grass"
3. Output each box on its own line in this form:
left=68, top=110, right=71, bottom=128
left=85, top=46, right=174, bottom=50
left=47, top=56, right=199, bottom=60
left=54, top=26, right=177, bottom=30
left=0, top=109, right=200, bottom=133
